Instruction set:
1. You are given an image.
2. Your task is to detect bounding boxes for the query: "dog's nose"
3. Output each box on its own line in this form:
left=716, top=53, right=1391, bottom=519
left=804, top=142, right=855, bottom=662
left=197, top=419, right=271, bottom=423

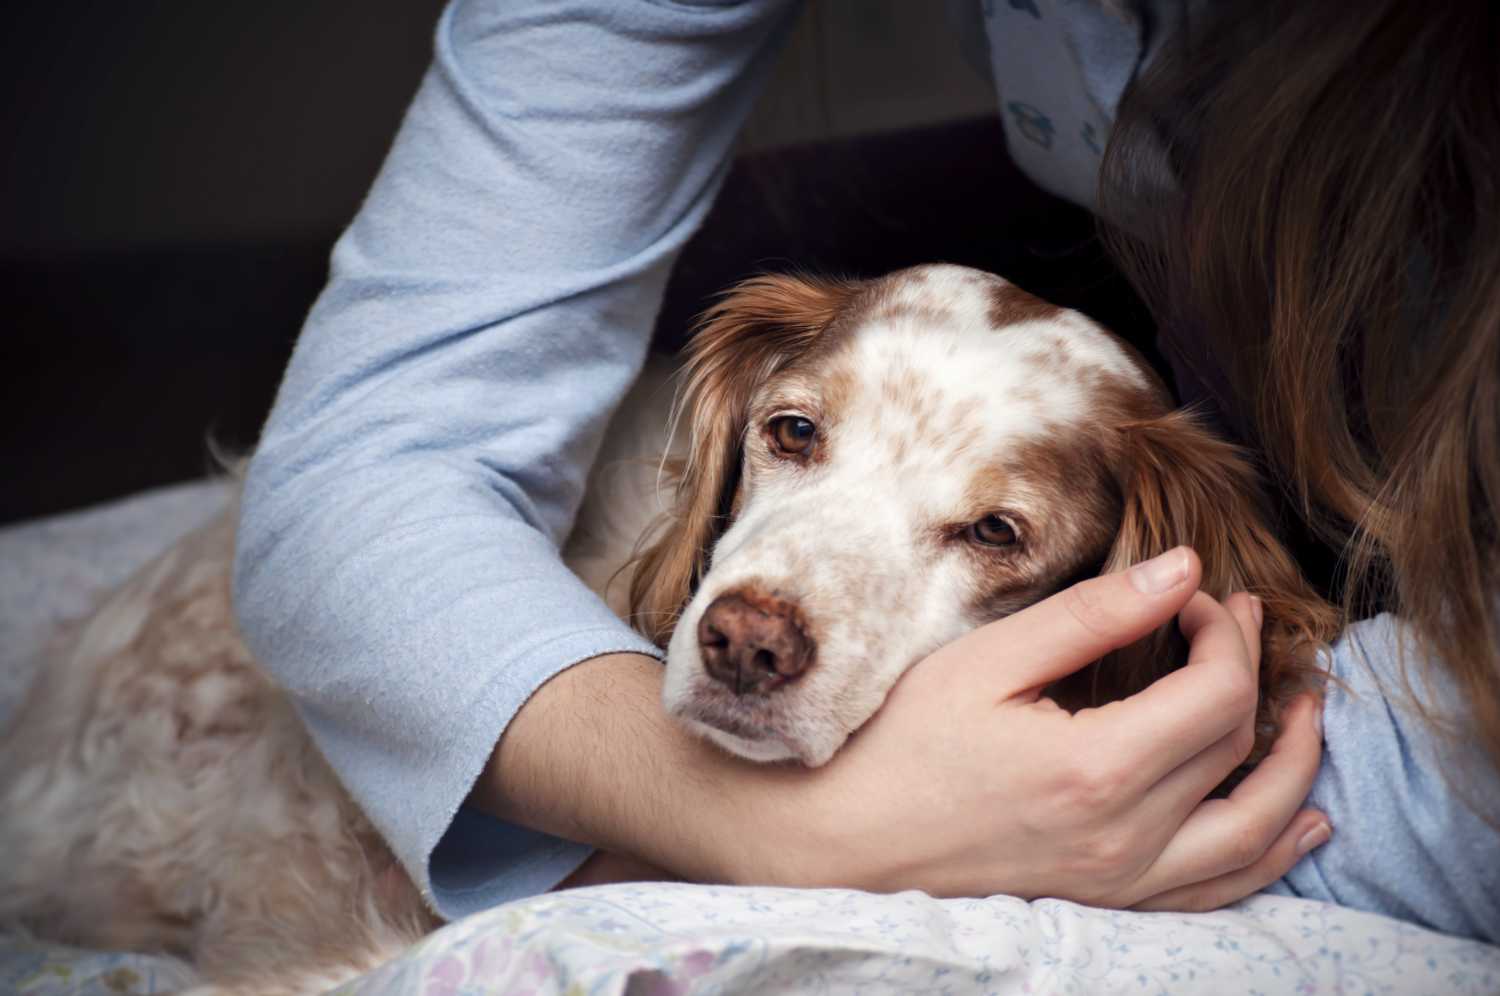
left=697, top=591, right=814, bottom=695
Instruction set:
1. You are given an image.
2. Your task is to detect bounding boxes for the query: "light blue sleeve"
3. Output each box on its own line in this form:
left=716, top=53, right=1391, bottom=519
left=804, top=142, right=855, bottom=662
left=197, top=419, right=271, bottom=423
left=232, top=0, right=800, bottom=920
left=1267, top=613, right=1500, bottom=943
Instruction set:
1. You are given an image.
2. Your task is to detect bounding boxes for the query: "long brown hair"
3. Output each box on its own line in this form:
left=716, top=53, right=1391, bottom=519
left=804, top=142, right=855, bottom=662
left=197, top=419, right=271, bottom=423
left=1100, top=0, right=1500, bottom=768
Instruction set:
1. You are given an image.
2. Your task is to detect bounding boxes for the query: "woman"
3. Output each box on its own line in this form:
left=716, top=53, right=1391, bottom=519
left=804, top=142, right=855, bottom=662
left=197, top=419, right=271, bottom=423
left=1098, top=0, right=1500, bottom=937
left=232, top=0, right=1499, bottom=940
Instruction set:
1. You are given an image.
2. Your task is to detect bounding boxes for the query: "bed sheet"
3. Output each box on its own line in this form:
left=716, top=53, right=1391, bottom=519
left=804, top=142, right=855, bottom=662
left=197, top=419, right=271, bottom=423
left=5, top=885, right=1498, bottom=995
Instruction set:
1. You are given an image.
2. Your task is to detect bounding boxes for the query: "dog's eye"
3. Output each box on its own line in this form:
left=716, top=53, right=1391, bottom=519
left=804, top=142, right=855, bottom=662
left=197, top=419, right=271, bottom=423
left=969, top=514, right=1019, bottom=547
left=769, top=416, right=817, bottom=457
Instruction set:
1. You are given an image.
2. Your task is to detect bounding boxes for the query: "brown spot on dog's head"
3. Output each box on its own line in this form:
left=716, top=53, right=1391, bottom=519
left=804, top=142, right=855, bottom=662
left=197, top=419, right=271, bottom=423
left=988, top=279, right=1064, bottom=329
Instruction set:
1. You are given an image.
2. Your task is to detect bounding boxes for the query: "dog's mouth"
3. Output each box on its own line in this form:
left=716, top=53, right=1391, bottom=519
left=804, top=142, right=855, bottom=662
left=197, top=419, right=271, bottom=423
left=681, top=698, right=771, bottom=741
left=671, top=687, right=814, bottom=764
left=673, top=686, right=780, bottom=740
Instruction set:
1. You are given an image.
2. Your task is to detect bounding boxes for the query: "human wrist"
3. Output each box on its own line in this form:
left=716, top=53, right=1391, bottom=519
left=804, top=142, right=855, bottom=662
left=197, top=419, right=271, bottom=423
left=702, top=753, right=902, bottom=891
left=680, top=752, right=829, bottom=888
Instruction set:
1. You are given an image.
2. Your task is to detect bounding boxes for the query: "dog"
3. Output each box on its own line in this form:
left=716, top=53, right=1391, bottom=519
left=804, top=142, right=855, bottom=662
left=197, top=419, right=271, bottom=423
left=0, top=264, right=1338, bottom=994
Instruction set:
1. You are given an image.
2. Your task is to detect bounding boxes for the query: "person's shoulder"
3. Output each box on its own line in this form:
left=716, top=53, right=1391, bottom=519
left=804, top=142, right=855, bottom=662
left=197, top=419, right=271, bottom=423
left=1324, top=613, right=1447, bottom=705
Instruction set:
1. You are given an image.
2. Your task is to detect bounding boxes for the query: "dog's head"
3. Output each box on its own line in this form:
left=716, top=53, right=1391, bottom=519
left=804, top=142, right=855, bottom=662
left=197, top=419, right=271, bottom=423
left=632, top=264, right=1336, bottom=766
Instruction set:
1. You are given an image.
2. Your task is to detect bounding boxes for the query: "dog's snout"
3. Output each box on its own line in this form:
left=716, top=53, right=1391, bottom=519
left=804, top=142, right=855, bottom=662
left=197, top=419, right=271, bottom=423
left=697, top=590, right=814, bottom=695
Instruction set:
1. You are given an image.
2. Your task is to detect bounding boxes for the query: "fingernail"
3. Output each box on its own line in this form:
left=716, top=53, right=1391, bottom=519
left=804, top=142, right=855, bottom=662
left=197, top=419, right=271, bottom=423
left=1296, top=822, right=1331, bottom=856
left=1129, top=548, right=1189, bottom=594
left=1250, top=595, right=1264, bottom=628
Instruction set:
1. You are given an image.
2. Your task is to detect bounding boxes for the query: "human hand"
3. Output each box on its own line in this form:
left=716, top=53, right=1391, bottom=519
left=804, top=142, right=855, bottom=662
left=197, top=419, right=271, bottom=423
left=768, top=546, right=1328, bottom=911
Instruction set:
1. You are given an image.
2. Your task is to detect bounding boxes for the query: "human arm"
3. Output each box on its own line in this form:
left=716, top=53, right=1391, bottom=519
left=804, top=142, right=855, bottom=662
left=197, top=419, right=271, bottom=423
left=479, top=547, right=1329, bottom=907
left=232, top=0, right=802, bottom=920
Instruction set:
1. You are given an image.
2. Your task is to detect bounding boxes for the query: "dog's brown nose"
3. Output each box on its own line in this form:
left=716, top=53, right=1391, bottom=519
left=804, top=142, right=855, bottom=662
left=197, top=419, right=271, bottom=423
left=698, top=591, right=814, bottom=695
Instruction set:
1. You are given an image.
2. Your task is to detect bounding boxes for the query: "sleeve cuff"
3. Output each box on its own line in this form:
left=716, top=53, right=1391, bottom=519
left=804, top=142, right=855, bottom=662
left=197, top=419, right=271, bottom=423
left=420, top=626, right=664, bottom=920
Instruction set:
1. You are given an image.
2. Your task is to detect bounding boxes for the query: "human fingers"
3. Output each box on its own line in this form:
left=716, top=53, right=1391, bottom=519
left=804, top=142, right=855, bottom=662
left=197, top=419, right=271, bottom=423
left=1123, top=592, right=1267, bottom=812
left=1087, top=590, right=1261, bottom=789
left=969, top=547, right=1202, bottom=699
left=1128, top=807, right=1330, bottom=912
left=1118, top=693, right=1325, bottom=904
left=1225, top=591, right=1263, bottom=677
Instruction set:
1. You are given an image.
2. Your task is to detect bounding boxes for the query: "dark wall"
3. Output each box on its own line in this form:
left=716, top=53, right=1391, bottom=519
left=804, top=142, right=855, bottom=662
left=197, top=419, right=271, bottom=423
left=1, top=0, right=446, bottom=254
left=3, top=3, right=1115, bottom=529
left=2, top=0, right=445, bottom=524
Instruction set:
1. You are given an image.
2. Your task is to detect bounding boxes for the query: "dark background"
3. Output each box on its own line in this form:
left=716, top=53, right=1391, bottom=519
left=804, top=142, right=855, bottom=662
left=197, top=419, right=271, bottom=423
left=1, top=1, right=1149, bottom=527
left=2, top=0, right=447, bottom=524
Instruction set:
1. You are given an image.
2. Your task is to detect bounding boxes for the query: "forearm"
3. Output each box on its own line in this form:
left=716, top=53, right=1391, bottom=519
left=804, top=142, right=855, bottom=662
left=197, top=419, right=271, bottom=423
left=473, top=652, right=820, bottom=887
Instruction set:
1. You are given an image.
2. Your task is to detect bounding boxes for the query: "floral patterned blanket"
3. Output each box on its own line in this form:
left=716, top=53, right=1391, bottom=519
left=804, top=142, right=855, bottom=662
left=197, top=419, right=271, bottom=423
left=4, top=885, right=1499, bottom=995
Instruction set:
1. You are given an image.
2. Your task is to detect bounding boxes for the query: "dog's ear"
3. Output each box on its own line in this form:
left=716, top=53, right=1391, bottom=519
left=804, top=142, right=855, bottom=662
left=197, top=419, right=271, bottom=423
left=629, top=274, right=863, bottom=645
left=1088, top=411, right=1340, bottom=751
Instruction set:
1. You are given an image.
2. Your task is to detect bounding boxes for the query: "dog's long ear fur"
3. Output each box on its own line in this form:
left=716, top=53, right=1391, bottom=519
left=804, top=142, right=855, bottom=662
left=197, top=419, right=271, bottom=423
left=1090, top=411, right=1341, bottom=751
left=629, top=274, right=863, bottom=645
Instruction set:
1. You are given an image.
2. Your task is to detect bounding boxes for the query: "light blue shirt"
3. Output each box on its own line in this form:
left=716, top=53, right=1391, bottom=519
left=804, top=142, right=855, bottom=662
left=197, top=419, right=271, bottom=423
left=1266, top=615, right=1500, bottom=942
left=233, top=0, right=1499, bottom=941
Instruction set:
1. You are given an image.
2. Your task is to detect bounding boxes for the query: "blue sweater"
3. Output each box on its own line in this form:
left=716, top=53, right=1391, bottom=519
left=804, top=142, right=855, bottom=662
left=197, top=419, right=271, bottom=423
left=233, top=0, right=1499, bottom=940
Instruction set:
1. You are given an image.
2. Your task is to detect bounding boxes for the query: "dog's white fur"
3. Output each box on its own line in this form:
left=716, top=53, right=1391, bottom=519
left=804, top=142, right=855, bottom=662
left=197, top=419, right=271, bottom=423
left=0, top=516, right=436, bottom=996
left=0, top=264, right=1319, bottom=994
